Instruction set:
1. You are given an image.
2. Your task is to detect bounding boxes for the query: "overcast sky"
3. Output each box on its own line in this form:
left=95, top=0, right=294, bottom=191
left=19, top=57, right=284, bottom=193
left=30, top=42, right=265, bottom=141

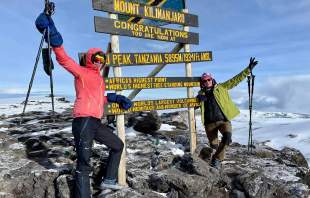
left=0, top=0, right=309, bottom=113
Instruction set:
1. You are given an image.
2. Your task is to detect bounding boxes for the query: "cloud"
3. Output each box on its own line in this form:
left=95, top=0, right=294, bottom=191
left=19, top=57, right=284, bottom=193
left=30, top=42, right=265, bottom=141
left=232, top=75, right=310, bottom=114
left=255, top=0, right=310, bottom=14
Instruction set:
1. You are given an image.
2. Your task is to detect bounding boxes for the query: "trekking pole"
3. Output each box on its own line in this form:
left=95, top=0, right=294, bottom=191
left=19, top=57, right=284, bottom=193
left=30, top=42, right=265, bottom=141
left=47, top=27, right=56, bottom=122
left=250, top=74, right=255, bottom=151
left=20, top=0, right=55, bottom=125
left=247, top=71, right=255, bottom=153
left=20, top=29, right=47, bottom=125
left=45, top=0, right=56, bottom=122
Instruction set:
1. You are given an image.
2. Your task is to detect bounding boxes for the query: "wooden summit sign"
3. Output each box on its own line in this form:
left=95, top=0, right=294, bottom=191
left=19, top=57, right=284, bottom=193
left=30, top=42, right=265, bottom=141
left=106, top=51, right=212, bottom=66
left=94, top=16, right=199, bottom=44
left=92, top=0, right=199, bottom=27
left=105, top=97, right=200, bottom=115
left=78, top=51, right=212, bottom=67
left=105, top=77, right=201, bottom=90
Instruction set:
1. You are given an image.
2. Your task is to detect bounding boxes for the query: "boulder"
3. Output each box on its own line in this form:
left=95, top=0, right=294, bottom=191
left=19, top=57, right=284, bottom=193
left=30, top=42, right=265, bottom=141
left=131, top=111, right=162, bottom=135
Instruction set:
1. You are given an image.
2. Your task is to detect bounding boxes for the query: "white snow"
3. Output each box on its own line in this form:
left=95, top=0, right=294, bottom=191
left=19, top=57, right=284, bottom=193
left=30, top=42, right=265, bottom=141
left=126, top=127, right=137, bottom=137
left=127, top=148, right=141, bottom=154
left=0, top=127, right=8, bottom=132
left=8, top=143, right=25, bottom=150
left=159, top=124, right=176, bottom=131
left=59, top=127, right=72, bottom=133
left=0, top=96, right=72, bottom=116
left=0, top=96, right=309, bottom=164
left=170, top=147, right=185, bottom=156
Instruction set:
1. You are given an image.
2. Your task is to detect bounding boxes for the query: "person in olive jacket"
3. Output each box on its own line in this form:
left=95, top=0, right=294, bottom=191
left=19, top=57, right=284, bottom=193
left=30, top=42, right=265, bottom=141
left=197, top=58, right=258, bottom=169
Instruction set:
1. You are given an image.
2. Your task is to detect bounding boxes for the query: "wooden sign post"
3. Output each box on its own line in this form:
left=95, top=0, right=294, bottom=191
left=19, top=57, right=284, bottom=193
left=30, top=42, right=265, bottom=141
left=90, top=0, right=211, bottom=186
left=109, top=13, right=127, bottom=186
left=183, top=6, right=197, bottom=154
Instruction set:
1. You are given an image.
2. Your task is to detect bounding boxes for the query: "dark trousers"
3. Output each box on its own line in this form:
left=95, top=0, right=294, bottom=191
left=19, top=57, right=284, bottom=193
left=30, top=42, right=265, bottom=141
left=72, top=117, right=124, bottom=198
left=205, top=121, right=232, bottom=161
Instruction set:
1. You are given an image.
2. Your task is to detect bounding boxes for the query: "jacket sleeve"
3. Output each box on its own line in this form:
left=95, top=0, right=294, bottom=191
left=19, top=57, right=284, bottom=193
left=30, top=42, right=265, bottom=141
left=53, top=45, right=83, bottom=77
left=103, top=96, right=108, bottom=104
left=220, top=66, right=250, bottom=90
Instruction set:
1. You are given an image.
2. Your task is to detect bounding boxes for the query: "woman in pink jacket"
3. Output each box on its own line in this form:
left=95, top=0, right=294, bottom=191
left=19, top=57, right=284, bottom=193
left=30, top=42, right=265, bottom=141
left=36, top=12, right=132, bottom=197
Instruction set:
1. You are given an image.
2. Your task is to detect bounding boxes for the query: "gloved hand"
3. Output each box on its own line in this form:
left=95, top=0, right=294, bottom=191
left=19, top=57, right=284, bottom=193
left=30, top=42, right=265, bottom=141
left=248, top=57, right=258, bottom=71
left=35, top=13, right=63, bottom=47
left=196, top=94, right=207, bottom=102
left=107, top=93, right=133, bottom=110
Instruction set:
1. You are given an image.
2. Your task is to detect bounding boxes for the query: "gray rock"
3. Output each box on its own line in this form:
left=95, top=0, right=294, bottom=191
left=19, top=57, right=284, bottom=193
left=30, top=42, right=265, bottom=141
left=55, top=174, right=74, bottom=198
left=160, top=111, right=188, bottom=130
left=102, top=188, right=144, bottom=198
left=1, top=105, right=310, bottom=198
left=131, top=111, right=162, bottom=135
left=149, top=167, right=217, bottom=198
left=151, top=150, right=176, bottom=171
left=280, top=147, right=309, bottom=168
left=24, top=138, right=50, bottom=158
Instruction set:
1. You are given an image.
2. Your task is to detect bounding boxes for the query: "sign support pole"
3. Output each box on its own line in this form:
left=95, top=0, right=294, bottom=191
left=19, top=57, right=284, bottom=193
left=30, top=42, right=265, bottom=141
left=183, top=6, right=197, bottom=154
left=109, top=13, right=126, bottom=186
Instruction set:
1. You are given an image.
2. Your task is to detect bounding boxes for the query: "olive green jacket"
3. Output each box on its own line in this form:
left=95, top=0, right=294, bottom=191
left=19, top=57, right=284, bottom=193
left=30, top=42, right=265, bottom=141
left=199, top=67, right=250, bottom=125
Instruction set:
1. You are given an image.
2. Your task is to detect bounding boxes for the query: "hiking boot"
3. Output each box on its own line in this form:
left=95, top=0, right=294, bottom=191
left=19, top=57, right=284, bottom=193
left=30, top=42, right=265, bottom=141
left=100, top=179, right=124, bottom=190
left=210, top=158, right=221, bottom=169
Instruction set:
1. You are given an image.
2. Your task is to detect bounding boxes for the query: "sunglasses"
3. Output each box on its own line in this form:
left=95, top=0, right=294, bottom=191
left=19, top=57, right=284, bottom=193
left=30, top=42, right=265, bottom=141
left=203, top=79, right=212, bottom=82
left=94, top=54, right=105, bottom=64
left=91, top=52, right=106, bottom=65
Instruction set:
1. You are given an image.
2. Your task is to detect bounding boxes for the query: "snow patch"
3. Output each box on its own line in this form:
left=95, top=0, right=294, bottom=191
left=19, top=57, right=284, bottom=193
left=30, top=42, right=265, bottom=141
left=126, top=127, right=137, bottom=137
left=59, top=127, right=72, bottom=133
left=8, top=143, right=24, bottom=150
left=160, top=124, right=176, bottom=131
left=0, top=127, right=8, bottom=132
left=127, top=148, right=141, bottom=154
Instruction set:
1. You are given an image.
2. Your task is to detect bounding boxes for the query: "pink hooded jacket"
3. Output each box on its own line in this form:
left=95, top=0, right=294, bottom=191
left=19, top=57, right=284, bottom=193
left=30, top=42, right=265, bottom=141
left=53, top=45, right=107, bottom=119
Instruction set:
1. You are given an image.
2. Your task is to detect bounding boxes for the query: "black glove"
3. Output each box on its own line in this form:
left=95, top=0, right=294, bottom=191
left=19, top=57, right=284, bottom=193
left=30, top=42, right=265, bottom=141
left=248, top=57, right=258, bottom=71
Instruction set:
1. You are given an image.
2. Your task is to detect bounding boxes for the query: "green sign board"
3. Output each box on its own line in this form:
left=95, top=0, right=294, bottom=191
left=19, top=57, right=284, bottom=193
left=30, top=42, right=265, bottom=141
left=105, top=97, right=200, bottom=115
left=92, top=0, right=198, bottom=27
left=94, top=16, right=199, bottom=44
left=105, top=77, right=201, bottom=90
left=79, top=51, right=212, bottom=67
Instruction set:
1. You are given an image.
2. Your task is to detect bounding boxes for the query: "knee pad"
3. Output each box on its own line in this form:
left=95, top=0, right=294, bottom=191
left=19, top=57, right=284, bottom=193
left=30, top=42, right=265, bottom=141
left=222, top=132, right=232, bottom=145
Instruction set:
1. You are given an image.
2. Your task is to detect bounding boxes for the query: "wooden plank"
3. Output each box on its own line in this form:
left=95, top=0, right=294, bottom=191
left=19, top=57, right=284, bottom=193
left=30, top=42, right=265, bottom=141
left=106, top=51, right=211, bottom=66
left=78, top=51, right=211, bottom=67
left=92, top=0, right=198, bottom=27
left=105, top=77, right=201, bottom=90
left=104, top=97, right=200, bottom=115
left=127, top=43, right=184, bottom=100
left=94, top=16, right=199, bottom=45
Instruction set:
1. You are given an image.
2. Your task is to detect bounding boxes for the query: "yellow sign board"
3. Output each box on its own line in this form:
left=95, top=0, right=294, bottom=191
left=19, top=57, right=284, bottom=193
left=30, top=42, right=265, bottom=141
left=105, top=97, right=200, bottom=115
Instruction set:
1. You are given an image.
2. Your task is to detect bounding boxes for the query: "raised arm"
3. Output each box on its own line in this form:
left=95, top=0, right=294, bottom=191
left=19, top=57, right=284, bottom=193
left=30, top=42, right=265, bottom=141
left=53, top=46, right=83, bottom=77
left=220, top=57, right=258, bottom=90
left=35, top=13, right=82, bottom=77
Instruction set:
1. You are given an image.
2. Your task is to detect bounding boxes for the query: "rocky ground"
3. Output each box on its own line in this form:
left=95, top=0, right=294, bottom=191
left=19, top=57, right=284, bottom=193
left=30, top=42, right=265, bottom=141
left=0, top=98, right=309, bottom=198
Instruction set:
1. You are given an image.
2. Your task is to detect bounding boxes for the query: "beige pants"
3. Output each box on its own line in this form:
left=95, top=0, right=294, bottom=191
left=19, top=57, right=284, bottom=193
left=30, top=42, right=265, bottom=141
left=205, top=121, right=232, bottom=161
